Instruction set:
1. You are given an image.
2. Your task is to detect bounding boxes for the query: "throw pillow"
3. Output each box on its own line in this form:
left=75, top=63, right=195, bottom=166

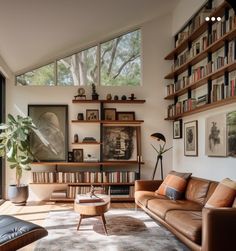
left=156, top=170, right=192, bottom=200
left=205, top=178, right=236, bottom=208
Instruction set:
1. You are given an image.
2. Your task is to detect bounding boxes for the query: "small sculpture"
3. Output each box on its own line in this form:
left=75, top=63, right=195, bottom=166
left=77, top=113, right=84, bottom=120
left=91, top=84, right=99, bottom=100
left=114, top=95, right=119, bottom=100
left=106, top=94, right=112, bottom=100
left=74, top=134, right=79, bottom=143
left=121, top=95, right=127, bottom=100
left=74, top=88, right=86, bottom=100
left=89, top=185, right=99, bottom=198
left=128, top=93, right=136, bottom=100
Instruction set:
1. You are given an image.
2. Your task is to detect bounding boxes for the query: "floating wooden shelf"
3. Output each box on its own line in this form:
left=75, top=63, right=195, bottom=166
left=165, top=28, right=236, bottom=79
left=165, top=96, right=236, bottom=120
left=31, top=161, right=144, bottom=166
left=71, top=120, right=144, bottom=124
left=164, top=1, right=229, bottom=60
left=165, top=61, right=236, bottom=99
left=72, top=99, right=146, bottom=104
left=71, top=142, right=102, bottom=145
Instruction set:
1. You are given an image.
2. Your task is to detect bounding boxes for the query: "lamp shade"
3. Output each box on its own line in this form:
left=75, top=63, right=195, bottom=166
left=151, top=133, right=166, bottom=143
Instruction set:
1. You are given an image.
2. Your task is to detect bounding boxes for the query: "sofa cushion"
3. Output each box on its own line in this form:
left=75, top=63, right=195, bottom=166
left=205, top=181, right=218, bottom=203
left=135, top=191, right=167, bottom=207
left=165, top=210, right=202, bottom=244
left=205, top=178, right=236, bottom=208
left=147, top=198, right=202, bottom=219
left=185, top=177, right=210, bottom=205
left=156, top=170, right=192, bottom=200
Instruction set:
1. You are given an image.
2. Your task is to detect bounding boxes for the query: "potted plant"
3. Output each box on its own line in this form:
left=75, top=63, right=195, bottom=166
left=0, top=114, right=37, bottom=205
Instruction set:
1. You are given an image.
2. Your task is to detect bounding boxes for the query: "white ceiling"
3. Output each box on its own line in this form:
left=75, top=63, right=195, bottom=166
left=0, top=0, right=179, bottom=74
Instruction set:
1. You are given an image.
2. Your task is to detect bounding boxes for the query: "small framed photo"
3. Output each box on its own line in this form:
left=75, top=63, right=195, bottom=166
left=116, top=112, right=135, bottom=121
left=73, top=149, right=84, bottom=162
left=68, top=151, right=74, bottom=162
left=173, top=119, right=182, bottom=139
left=104, top=108, right=116, bottom=120
left=86, top=109, right=99, bottom=121
left=184, top=120, right=198, bottom=156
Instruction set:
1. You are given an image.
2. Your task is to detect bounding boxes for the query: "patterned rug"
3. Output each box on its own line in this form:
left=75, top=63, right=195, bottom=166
left=34, top=209, right=190, bottom=251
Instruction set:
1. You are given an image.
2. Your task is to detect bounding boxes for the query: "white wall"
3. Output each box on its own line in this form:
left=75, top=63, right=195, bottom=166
left=4, top=14, right=173, bottom=200
left=171, top=0, right=236, bottom=181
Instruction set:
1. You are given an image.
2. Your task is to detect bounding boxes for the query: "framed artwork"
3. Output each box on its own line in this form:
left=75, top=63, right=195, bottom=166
left=86, top=109, right=99, bottom=120
left=184, top=120, right=198, bottom=156
left=173, top=119, right=182, bottom=139
left=205, top=113, right=227, bottom=156
left=116, top=112, right=135, bottom=121
left=28, top=104, right=68, bottom=161
left=102, top=126, right=139, bottom=161
left=73, top=149, right=84, bottom=162
left=104, top=108, right=116, bottom=120
left=227, top=110, right=236, bottom=157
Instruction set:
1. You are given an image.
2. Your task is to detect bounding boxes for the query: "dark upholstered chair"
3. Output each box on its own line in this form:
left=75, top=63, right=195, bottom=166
left=0, top=215, right=48, bottom=251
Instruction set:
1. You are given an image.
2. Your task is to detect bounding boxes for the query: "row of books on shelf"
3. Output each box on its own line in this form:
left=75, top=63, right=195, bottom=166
left=66, top=185, right=135, bottom=199
left=32, top=171, right=137, bottom=184
left=211, top=79, right=236, bottom=101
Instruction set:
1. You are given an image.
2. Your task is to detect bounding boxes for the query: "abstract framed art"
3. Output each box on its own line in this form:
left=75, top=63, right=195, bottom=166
left=184, top=120, right=198, bottom=156
left=28, top=104, right=68, bottom=161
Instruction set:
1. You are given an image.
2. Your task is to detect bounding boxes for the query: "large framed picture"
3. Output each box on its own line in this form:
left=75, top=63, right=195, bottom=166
left=227, top=110, right=236, bottom=157
left=102, top=126, right=140, bottom=161
left=184, top=120, right=198, bottom=156
left=28, top=104, right=68, bottom=161
left=173, top=119, right=182, bottom=139
left=205, top=113, right=227, bottom=156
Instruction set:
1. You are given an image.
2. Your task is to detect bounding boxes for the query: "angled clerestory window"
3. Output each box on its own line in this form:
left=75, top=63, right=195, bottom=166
left=16, top=29, right=141, bottom=86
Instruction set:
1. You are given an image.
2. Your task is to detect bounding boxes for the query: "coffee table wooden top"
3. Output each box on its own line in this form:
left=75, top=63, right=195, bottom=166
left=74, top=194, right=110, bottom=216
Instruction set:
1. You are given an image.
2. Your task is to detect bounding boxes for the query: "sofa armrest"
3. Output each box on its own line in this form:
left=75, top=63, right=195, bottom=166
left=135, top=180, right=163, bottom=192
left=202, top=207, right=236, bottom=251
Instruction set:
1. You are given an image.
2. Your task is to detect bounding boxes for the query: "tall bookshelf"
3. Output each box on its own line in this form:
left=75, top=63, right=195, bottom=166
left=165, top=0, right=236, bottom=120
left=31, top=99, right=145, bottom=202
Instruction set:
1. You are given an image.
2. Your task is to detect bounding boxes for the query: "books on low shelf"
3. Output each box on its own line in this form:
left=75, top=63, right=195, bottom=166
left=50, top=190, right=67, bottom=199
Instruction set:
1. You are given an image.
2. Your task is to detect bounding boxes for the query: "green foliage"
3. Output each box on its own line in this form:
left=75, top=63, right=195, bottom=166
left=0, top=114, right=37, bottom=186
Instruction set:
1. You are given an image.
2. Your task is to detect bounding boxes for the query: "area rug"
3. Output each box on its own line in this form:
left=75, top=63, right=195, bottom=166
left=34, top=209, right=190, bottom=251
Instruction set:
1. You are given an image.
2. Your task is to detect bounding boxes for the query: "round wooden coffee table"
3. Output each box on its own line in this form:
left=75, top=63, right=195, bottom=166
left=74, top=194, right=110, bottom=235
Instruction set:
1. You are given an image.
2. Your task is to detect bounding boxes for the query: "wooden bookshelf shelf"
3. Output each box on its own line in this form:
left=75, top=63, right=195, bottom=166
left=165, top=1, right=229, bottom=60
left=31, top=161, right=144, bottom=166
left=71, top=142, right=102, bottom=145
left=165, top=61, right=236, bottom=100
left=72, top=99, right=146, bottom=104
left=165, top=28, right=236, bottom=79
left=165, top=96, right=236, bottom=120
left=71, top=120, right=144, bottom=124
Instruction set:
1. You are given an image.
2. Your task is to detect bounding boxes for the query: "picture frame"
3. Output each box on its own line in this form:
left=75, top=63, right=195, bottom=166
left=104, top=108, right=116, bottom=120
left=102, top=126, right=140, bottom=161
left=184, top=120, right=198, bottom=156
left=173, top=119, right=182, bottom=139
left=73, top=149, right=84, bottom=162
left=68, top=151, right=74, bottom=162
left=28, top=104, right=68, bottom=162
left=227, top=110, right=236, bottom=157
left=86, top=109, right=99, bottom=121
left=205, top=113, right=227, bottom=157
left=116, top=112, right=135, bottom=121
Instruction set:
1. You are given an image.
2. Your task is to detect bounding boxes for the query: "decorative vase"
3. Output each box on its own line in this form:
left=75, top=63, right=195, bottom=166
left=8, top=184, right=29, bottom=206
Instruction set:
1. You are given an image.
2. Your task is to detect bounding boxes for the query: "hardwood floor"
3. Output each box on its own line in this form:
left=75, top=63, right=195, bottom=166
left=0, top=201, right=135, bottom=251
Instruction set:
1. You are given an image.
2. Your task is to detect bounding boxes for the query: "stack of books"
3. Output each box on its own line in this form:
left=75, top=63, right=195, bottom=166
left=50, top=190, right=67, bottom=200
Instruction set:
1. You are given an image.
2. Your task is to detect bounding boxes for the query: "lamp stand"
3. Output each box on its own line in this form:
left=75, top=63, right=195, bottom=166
left=152, top=155, right=163, bottom=180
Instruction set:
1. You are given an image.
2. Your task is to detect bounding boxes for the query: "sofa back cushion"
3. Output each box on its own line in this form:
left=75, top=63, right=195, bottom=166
left=185, top=177, right=211, bottom=205
left=156, top=170, right=191, bottom=200
left=205, top=178, right=236, bottom=208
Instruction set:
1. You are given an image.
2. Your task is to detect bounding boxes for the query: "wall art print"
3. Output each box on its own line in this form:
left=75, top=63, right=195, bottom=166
left=205, top=113, right=227, bottom=156
left=28, top=104, right=68, bottom=161
left=227, top=110, right=236, bottom=157
left=184, top=120, right=198, bottom=156
left=173, top=119, right=182, bottom=139
left=102, top=126, right=139, bottom=161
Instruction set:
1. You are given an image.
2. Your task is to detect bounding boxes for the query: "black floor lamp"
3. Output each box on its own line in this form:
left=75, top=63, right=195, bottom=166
left=151, top=133, right=172, bottom=180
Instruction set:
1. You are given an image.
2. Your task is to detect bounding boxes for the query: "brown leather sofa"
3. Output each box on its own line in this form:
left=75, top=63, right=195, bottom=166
left=135, top=177, right=236, bottom=251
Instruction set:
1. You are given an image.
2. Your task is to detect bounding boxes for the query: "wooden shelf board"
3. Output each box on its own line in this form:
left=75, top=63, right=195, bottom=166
left=72, top=99, right=146, bottom=104
left=71, top=142, right=102, bottom=145
left=71, top=120, right=144, bottom=124
left=165, top=27, right=236, bottom=79
left=165, top=61, right=236, bottom=100
left=165, top=96, right=236, bottom=120
left=31, top=161, right=144, bottom=166
left=164, top=1, right=229, bottom=60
